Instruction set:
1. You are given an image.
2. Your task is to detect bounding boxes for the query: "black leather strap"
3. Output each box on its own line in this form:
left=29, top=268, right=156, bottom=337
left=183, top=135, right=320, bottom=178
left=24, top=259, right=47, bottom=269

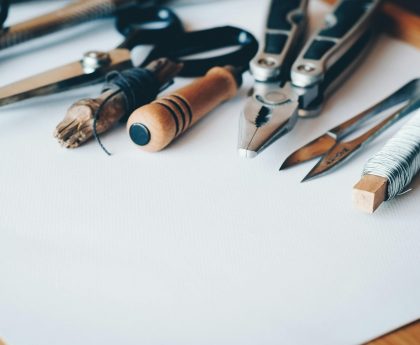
left=144, top=26, right=259, bottom=77
left=116, top=6, right=258, bottom=77
left=116, top=6, right=184, bottom=50
left=0, top=0, right=10, bottom=28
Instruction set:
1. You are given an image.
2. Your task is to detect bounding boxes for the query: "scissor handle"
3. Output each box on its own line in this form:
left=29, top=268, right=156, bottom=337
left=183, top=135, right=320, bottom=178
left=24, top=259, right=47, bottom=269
left=143, top=26, right=259, bottom=77
left=115, top=6, right=184, bottom=50
left=0, top=0, right=9, bottom=28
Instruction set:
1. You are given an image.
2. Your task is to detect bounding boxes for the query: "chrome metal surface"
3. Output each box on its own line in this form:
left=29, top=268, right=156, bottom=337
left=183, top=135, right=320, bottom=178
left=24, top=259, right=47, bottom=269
left=82, top=51, right=112, bottom=74
left=280, top=79, right=420, bottom=181
left=250, top=0, right=309, bottom=83
left=0, top=48, right=132, bottom=106
left=291, top=0, right=382, bottom=89
left=239, top=0, right=382, bottom=159
left=238, top=82, right=299, bottom=157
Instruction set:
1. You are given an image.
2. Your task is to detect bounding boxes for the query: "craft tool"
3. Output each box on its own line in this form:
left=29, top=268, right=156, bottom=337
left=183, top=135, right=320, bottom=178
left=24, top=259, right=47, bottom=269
left=353, top=108, right=420, bottom=213
left=280, top=79, right=420, bottom=181
left=54, top=58, right=182, bottom=150
left=50, top=6, right=257, bottom=152
left=238, top=0, right=382, bottom=158
left=0, top=5, right=258, bottom=106
left=127, top=65, right=242, bottom=152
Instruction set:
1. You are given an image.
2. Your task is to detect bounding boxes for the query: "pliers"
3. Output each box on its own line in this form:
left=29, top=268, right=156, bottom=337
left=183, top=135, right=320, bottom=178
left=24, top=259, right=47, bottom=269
left=238, top=0, right=382, bottom=158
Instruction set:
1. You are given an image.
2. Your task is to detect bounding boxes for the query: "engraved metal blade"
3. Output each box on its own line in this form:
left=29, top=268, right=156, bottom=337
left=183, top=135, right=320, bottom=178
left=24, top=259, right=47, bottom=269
left=301, top=141, right=361, bottom=182
left=0, top=49, right=133, bottom=107
left=280, top=133, right=337, bottom=170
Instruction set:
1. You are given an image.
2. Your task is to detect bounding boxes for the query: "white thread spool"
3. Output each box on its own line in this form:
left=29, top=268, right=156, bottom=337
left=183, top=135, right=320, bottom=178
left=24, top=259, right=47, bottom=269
left=353, top=108, right=420, bottom=213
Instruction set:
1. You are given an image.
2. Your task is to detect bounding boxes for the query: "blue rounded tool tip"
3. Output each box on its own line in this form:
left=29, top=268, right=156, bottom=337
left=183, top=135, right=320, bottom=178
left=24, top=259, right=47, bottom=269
left=129, top=123, right=151, bottom=146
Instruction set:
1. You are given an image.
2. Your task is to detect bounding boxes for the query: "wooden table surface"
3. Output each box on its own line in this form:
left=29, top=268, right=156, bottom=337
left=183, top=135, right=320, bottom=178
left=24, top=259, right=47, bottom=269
left=1, top=322, right=418, bottom=345
left=365, top=321, right=420, bottom=345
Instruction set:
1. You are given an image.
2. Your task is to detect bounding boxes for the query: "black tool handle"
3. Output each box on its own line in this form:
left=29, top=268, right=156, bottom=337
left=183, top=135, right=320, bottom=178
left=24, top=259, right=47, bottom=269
left=265, top=0, right=305, bottom=53
left=291, top=0, right=382, bottom=110
left=250, top=0, right=308, bottom=82
left=116, top=6, right=183, bottom=50
left=0, top=0, right=9, bottom=28
left=144, top=26, right=259, bottom=77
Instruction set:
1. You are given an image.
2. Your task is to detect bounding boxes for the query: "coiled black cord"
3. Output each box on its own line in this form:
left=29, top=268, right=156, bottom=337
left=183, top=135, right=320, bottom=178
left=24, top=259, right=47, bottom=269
left=103, top=67, right=160, bottom=122
left=93, top=67, right=161, bottom=155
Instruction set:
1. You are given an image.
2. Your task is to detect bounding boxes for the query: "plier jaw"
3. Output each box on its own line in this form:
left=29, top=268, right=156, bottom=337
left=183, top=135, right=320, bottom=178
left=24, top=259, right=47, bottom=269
left=238, top=82, right=299, bottom=158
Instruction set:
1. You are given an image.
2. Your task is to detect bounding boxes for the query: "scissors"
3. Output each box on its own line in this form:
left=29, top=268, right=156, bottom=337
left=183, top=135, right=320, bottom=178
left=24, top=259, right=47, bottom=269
left=237, top=0, right=382, bottom=158
left=0, top=5, right=258, bottom=106
left=280, top=79, right=420, bottom=181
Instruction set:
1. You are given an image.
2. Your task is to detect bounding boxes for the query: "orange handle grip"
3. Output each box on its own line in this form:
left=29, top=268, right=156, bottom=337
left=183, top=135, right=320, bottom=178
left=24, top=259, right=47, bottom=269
left=126, top=66, right=239, bottom=152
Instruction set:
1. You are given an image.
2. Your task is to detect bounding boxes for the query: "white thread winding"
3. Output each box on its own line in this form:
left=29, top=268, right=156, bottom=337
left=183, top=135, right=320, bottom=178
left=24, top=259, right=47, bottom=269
left=362, top=109, right=420, bottom=200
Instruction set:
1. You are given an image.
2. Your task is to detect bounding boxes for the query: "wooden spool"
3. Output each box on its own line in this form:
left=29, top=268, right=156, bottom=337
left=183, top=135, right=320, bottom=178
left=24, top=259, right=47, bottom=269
left=127, top=66, right=239, bottom=152
left=353, top=175, right=388, bottom=213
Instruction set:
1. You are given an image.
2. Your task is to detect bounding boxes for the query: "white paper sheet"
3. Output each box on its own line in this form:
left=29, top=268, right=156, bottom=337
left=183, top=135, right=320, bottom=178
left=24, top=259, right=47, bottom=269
left=0, top=1, right=419, bottom=345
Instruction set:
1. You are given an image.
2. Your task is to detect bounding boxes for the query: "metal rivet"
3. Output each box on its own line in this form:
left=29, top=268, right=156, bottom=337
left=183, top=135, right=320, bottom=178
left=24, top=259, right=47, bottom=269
left=297, top=64, right=315, bottom=73
left=258, top=57, right=276, bottom=68
left=82, top=51, right=111, bottom=74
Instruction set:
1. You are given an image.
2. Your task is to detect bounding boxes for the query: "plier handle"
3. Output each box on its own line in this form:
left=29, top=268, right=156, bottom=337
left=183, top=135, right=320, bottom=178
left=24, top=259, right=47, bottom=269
left=239, top=0, right=383, bottom=158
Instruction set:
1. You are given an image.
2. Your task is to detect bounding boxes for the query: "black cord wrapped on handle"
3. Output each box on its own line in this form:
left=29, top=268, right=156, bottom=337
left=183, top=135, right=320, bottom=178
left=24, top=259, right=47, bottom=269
left=102, top=68, right=160, bottom=122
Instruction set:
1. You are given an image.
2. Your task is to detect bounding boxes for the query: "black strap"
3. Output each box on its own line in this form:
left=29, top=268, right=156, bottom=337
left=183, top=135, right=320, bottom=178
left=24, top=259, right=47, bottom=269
left=144, top=26, right=259, bottom=77
left=0, top=0, right=9, bottom=28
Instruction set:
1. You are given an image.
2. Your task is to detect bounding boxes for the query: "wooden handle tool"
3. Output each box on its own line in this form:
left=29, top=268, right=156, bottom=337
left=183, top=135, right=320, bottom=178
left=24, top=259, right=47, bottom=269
left=353, top=175, right=388, bottom=214
left=54, top=58, right=182, bottom=149
left=127, top=66, right=241, bottom=152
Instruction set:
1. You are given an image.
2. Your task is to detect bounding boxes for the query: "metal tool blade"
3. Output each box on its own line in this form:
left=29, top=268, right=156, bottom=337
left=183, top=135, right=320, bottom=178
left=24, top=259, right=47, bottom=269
left=301, top=141, right=360, bottom=182
left=300, top=100, right=420, bottom=182
left=238, top=82, right=299, bottom=158
left=0, top=48, right=132, bottom=107
left=279, top=133, right=337, bottom=170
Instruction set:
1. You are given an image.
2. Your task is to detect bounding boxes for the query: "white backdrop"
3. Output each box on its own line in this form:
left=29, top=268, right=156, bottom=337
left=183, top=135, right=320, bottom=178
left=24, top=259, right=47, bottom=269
left=0, top=1, right=419, bottom=345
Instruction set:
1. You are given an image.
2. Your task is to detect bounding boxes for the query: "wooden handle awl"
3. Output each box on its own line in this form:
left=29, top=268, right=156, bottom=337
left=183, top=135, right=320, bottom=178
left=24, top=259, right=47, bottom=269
left=126, top=66, right=240, bottom=152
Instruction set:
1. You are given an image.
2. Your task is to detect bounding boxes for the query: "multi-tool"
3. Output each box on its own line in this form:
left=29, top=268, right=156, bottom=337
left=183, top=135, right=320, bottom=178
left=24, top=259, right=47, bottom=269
left=238, top=0, right=382, bottom=158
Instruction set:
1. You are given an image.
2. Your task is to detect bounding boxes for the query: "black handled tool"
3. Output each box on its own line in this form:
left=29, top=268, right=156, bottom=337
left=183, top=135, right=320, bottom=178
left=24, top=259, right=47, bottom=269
left=238, top=0, right=382, bottom=158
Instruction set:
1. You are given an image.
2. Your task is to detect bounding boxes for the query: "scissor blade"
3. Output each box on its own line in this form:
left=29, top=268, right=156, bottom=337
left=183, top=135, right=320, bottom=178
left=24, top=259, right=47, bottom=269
left=279, top=133, right=337, bottom=170
left=301, top=141, right=361, bottom=182
left=0, top=49, right=132, bottom=107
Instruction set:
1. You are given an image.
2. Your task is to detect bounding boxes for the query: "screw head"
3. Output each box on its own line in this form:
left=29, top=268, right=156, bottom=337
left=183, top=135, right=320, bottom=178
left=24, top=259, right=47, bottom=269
left=82, top=51, right=111, bottom=74
left=297, top=64, right=315, bottom=73
left=258, top=57, right=276, bottom=68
